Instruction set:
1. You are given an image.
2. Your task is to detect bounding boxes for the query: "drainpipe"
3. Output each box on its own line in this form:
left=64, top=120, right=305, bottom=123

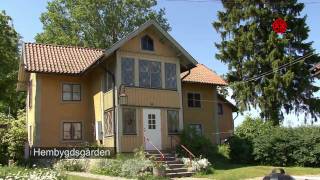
left=100, top=66, right=117, bottom=155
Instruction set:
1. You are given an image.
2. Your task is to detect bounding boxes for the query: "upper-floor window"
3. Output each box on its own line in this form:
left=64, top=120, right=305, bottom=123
left=121, top=57, right=135, bottom=86
left=141, top=35, right=154, bottom=51
left=62, top=83, right=81, bottom=101
left=218, top=103, right=223, bottom=115
left=165, top=63, right=177, bottom=90
left=104, top=73, right=113, bottom=92
left=188, top=93, right=201, bottom=108
left=63, top=122, right=82, bottom=140
left=139, top=60, right=161, bottom=88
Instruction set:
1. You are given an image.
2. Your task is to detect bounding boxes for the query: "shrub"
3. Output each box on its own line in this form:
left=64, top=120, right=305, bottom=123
left=0, top=111, right=27, bottom=165
left=217, top=144, right=230, bottom=160
left=178, top=126, right=218, bottom=162
left=253, top=126, right=320, bottom=167
left=91, top=159, right=122, bottom=176
left=181, top=157, right=211, bottom=172
left=120, top=158, right=153, bottom=177
left=53, top=159, right=88, bottom=172
left=228, top=135, right=254, bottom=164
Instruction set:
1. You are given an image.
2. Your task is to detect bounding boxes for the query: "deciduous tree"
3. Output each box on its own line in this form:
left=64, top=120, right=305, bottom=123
left=36, top=0, right=170, bottom=48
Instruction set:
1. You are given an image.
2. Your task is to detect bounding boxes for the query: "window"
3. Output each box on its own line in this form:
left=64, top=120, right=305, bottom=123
left=28, top=80, right=32, bottom=108
left=121, top=58, right=135, bottom=86
left=148, top=114, right=156, bottom=129
left=141, top=35, right=154, bottom=51
left=188, top=93, right=201, bottom=107
left=104, top=110, right=113, bottom=137
left=63, top=122, right=82, bottom=140
left=105, top=73, right=113, bottom=92
left=139, top=60, right=161, bottom=88
left=62, top=84, right=81, bottom=101
left=165, top=63, right=177, bottom=89
left=123, top=108, right=136, bottom=134
left=218, top=103, right=223, bottom=115
left=167, top=110, right=179, bottom=134
left=189, top=124, right=202, bottom=135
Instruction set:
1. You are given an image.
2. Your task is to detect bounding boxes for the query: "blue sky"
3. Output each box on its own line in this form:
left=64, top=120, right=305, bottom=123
left=1, top=0, right=319, bottom=126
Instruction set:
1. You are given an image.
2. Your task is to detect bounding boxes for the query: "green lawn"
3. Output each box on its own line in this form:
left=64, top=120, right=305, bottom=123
left=195, top=161, right=320, bottom=180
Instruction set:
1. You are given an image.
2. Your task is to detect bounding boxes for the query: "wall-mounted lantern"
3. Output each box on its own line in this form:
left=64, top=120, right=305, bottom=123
left=119, top=93, right=128, bottom=105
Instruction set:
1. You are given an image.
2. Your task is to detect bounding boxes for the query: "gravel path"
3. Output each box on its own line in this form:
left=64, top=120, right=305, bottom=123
left=67, top=171, right=132, bottom=180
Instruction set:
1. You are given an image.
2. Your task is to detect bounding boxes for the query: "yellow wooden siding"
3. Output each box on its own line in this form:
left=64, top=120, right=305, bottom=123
left=103, top=136, right=115, bottom=147
left=120, top=28, right=177, bottom=57
left=27, top=73, right=37, bottom=146
left=125, top=87, right=180, bottom=108
left=182, top=83, right=233, bottom=144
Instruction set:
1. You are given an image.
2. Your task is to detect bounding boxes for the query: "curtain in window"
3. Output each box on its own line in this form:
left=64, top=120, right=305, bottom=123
left=123, top=108, right=136, bottom=134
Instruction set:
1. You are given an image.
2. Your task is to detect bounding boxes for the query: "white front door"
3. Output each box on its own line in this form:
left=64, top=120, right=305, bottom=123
left=143, top=109, right=161, bottom=150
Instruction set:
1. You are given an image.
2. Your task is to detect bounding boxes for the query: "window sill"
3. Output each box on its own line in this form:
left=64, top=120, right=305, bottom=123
left=61, top=139, right=83, bottom=143
left=123, top=133, right=137, bottom=136
left=168, top=133, right=181, bottom=135
left=124, top=85, right=178, bottom=92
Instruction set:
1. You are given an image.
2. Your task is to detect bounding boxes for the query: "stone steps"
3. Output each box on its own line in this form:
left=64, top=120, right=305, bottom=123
left=145, top=151, right=195, bottom=178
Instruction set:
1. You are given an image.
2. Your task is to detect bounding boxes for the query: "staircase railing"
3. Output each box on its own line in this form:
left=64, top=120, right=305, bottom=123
left=144, top=134, right=165, bottom=161
left=170, top=135, right=195, bottom=161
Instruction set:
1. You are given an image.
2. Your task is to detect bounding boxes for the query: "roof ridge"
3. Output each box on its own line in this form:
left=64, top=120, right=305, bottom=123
left=24, top=42, right=105, bottom=52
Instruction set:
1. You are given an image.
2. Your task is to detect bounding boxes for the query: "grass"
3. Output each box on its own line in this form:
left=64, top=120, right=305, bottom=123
left=195, top=160, right=320, bottom=180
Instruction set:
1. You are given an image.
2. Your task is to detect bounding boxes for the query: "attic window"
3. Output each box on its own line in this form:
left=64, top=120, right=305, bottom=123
left=141, top=35, right=154, bottom=51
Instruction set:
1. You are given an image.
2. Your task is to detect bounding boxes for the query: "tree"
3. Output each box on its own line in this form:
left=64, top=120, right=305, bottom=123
left=0, top=11, right=25, bottom=118
left=213, top=0, right=320, bottom=125
left=36, top=0, right=171, bottom=48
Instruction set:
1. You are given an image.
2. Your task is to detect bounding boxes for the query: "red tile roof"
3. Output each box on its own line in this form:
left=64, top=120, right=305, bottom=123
left=23, top=43, right=104, bottom=74
left=181, top=64, right=227, bottom=86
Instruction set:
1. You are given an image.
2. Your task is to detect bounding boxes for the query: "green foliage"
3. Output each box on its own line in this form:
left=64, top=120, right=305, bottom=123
left=90, top=159, right=122, bottom=176
left=0, top=11, right=25, bottom=118
left=0, top=111, right=27, bottom=165
left=217, top=144, right=230, bottom=160
left=36, top=0, right=170, bottom=49
left=3, top=111, right=27, bottom=164
left=228, top=135, right=254, bottom=164
left=120, top=158, right=153, bottom=178
left=214, top=0, right=320, bottom=125
left=253, top=126, right=320, bottom=167
left=230, top=116, right=320, bottom=167
left=179, top=126, right=218, bottom=162
left=53, top=159, right=89, bottom=172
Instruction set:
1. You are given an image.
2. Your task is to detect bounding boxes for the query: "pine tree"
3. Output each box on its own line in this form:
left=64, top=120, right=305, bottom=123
left=213, top=0, right=320, bottom=125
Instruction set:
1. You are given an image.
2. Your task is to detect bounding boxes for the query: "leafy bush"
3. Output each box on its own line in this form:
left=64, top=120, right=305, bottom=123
left=0, top=166, right=65, bottom=180
left=231, top=116, right=320, bottom=167
left=180, top=157, right=211, bottom=172
left=53, top=159, right=88, bottom=172
left=253, top=126, right=320, bottom=167
left=227, top=116, right=274, bottom=164
left=91, top=159, right=122, bottom=176
left=0, top=111, right=27, bottom=165
left=179, top=127, right=218, bottom=162
left=217, top=144, right=230, bottom=160
left=228, top=135, right=254, bottom=164
left=120, top=158, right=153, bottom=177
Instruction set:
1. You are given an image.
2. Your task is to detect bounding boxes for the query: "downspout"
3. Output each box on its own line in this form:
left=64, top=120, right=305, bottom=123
left=100, top=65, right=117, bottom=155
left=181, top=69, right=191, bottom=80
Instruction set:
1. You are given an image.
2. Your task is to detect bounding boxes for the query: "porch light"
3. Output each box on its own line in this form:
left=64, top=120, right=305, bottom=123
left=119, top=93, right=128, bottom=105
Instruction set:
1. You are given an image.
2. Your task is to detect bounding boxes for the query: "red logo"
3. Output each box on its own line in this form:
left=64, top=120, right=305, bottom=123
left=272, top=18, right=287, bottom=34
